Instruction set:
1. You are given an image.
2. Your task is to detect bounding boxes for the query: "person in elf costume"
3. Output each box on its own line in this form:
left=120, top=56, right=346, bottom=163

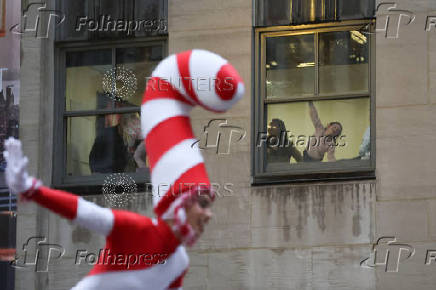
left=3, top=49, right=244, bottom=290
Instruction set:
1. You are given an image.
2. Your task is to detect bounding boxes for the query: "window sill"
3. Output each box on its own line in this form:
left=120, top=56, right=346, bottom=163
left=54, top=182, right=150, bottom=196
left=251, top=170, right=375, bottom=186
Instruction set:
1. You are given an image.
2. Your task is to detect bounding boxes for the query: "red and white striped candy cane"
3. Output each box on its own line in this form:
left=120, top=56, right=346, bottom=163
left=141, top=49, right=244, bottom=221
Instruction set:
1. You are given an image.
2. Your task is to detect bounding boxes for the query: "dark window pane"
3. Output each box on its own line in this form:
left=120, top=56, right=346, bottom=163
left=264, top=98, right=370, bottom=171
left=255, top=0, right=375, bottom=26
left=291, top=0, right=337, bottom=24
left=256, top=0, right=290, bottom=26
left=56, top=1, right=90, bottom=41
left=266, top=34, right=315, bottom=99
left=66, top=113, right=147, bottom=176
left=134, top=0, right=168, bottom=36
left=338, top=0, right=375, bottom=20
left=66, top=50, right=112, bottom=67
left=56, top=0, right=168, bottom=41
left=94, top=0, right=125, bottom=39
left=319, top=31, right=369, bottom=95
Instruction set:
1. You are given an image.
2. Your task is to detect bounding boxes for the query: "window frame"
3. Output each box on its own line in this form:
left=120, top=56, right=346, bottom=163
left=53, top=37, right=167, bottom=193
left=252, top=20, right=376, bottom=185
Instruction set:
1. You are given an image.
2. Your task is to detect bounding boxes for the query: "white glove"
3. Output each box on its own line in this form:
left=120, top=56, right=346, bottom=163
left=3, top=137, right=41, bottom=195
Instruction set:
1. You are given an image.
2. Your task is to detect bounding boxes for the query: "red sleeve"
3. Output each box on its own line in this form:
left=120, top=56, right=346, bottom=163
left=108, top=210, right=153, bottom=245
left=30, top=186, right=79, bottom=220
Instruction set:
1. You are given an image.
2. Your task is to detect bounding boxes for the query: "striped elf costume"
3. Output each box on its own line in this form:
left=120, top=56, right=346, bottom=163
left=4, top=49, right=244, bottom=290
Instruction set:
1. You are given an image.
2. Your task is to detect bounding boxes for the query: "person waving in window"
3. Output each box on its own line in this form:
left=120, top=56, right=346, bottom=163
left=303, top=101, right=343, bottom=162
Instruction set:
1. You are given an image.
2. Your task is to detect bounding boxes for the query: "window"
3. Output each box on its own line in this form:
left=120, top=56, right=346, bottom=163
left=253, top=20, right=375, bottom=183
left=53, top=0, right=167, bottom=192
left=54, top=41, right=166, bottom=190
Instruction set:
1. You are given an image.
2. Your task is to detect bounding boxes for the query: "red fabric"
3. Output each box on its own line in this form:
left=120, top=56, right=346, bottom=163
left=176, top=50, right=199, bottom=105
left=142, top=49, right=242, bottom=220
left=27, top=186, right=188, bottom=286
left=89, top=212, right=181, bottom=275
left=145, top=116, right=195, bottom=170
left=215, top=63, right=242, bottom=101
left=31, top=186, right=78, bottom=220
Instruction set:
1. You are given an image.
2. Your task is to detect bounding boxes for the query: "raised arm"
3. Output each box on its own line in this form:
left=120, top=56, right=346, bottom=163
left=3, top=138, right=114, bottom=236
left=359, top=126, right=370, bottom=157
left=308, top=101, right=323, bottom=131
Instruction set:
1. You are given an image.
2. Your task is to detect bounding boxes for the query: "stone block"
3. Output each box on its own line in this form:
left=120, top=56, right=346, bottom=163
left=312, top=245, right=375, bottom=290
left=376, top=106, right=436, bottom=200
left=376, top=12, right=428, bottom=107
left=376, top=200, right=428, bottom=242
left=169, top=0, right=251, bottom=32
left=374, top=242, right=436, bottom=290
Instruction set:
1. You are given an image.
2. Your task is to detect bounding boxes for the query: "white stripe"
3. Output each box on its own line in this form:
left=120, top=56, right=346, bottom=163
left=74, top=198, right=114, bottom=237
left=161, top=195, right=186, bottom=220
left=151, top=139, right=203, bottom=206
left=141, top=99, right=192, bottom=139
left=151, top=54, right=194, bottom=104
left=71, top=246, right=189, bottom=290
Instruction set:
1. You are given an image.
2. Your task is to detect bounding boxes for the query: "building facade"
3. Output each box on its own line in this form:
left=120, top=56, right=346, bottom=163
left=6, top=0, right=436, bottom=289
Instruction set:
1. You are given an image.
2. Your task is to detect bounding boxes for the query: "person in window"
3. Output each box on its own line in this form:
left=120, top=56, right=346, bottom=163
left=267, top=118, right=302, bottom=163
left=89, top=109, right=141, bottom=174
left=303, top=101, right=343, bottom=162
left=133, top=140, right=147, bottom=170
left=89, top=113, right=128, bottom=174
left=358, top=126, right=370, bottom=160
left=119, top=113, right=143, bottom=172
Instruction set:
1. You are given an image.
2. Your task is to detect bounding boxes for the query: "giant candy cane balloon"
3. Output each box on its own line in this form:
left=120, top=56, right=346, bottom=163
left=141, top=49, right=244, bottom=220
